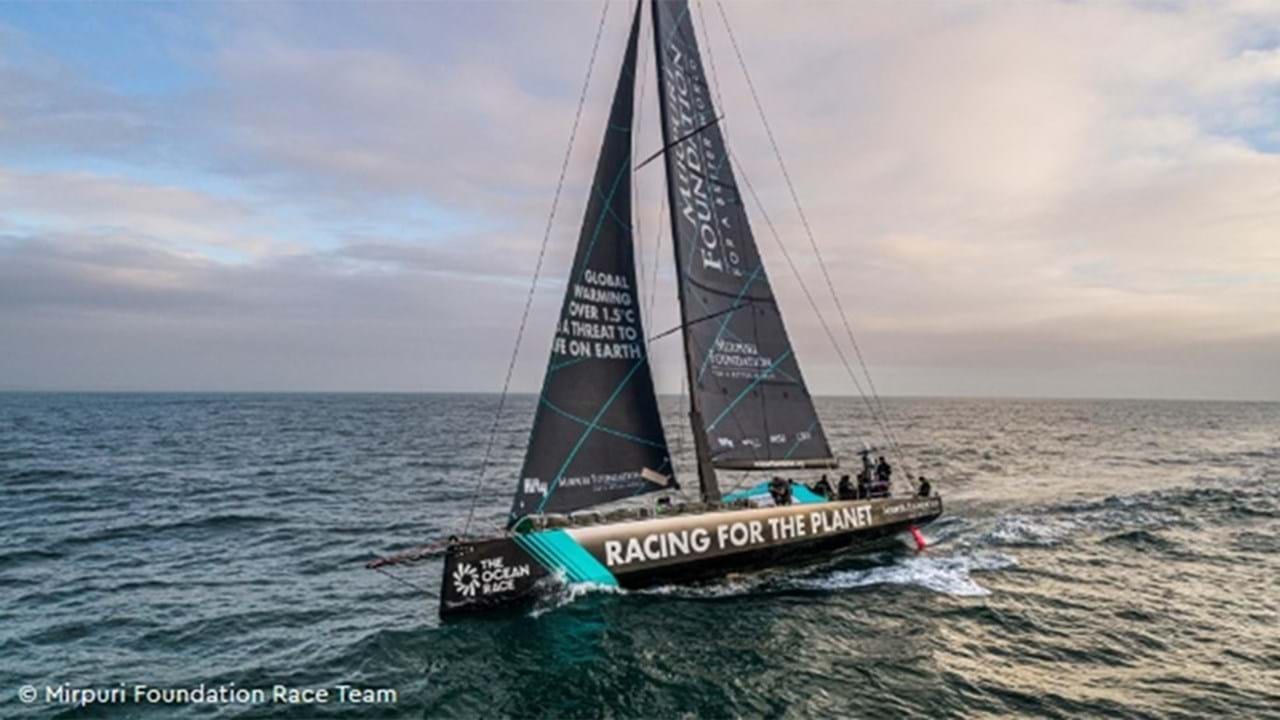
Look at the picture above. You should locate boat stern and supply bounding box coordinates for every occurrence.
[439,537,549,616]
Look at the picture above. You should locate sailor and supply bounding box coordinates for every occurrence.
[859,448,874,477]
[874,456,892,498]
[811,474,833,499]
[854,447,873,499]
[917,476,932,498]
[837,474,856,500]
[769,476,792,506]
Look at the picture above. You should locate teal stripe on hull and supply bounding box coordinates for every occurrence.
[515,530,618,587]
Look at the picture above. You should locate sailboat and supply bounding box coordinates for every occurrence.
[435,0,942,616]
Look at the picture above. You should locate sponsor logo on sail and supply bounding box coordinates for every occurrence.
[664,32,742,277]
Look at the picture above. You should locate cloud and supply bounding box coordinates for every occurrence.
[0,169,281,259]
[0,1,1277,399]
[0,24,155,157]
[0,232,557,391]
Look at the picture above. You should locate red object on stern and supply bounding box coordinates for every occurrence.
[909,525,928,551]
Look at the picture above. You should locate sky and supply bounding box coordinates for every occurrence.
[1,1,1278,400]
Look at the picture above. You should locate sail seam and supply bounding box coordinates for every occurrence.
[598,196,634,236]
[783,419,820,460]
[536,358,649,514]
[547,356,590,374]
[576,158,635,276]
[538,397,668,449]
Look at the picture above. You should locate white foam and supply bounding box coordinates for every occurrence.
[795,551,1017,597]
[638,573,768,599]
[986,514,1073,546]
[984,501,1184,548]
[528,575,625,617]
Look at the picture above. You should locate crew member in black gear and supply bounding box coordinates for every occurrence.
[811,474,833,500]
[854,449,872,498]
[917,476,932,497]
[874,456,892,498]
[768,476,792,506]
[837,474,856,500]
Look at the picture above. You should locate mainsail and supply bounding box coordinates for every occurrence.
[651,0,836,472]
[509,5,675,526]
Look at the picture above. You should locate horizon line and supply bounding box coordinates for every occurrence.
[0,389,1275,404]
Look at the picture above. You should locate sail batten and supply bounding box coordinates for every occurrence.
[651,0,836,474]
[510,5,675,526]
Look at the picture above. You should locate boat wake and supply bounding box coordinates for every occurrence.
[626,529,1016,601]
[792,551,1017,597]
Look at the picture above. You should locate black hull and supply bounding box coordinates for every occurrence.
[440,496,942,617]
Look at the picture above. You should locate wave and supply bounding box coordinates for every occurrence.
[1100,529,1179,551]
[2,468,97,485]
[0,547,66,570]
[52,513,286,549]
[984,476,1278,550]
[984,515,1074,546]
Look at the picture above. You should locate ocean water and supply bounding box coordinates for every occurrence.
[1,393,1278,719]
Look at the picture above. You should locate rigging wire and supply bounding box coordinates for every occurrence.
[371,566,435,595]
[633,0,651,327]
[712,0,918,490]
[460,0,614,538]
[711,0,905,454]
[725,148,894,458]
[695,0,882,442]
[644,193,667,324]
[642,2,668,344]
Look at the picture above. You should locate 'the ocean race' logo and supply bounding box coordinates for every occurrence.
[451,563,480,597]
[453,557,533,598]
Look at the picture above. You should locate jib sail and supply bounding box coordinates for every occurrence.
[509,5,676,526]
[651,0,836,472]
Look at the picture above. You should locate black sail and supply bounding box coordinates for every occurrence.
[651,0,836,471]
[509,6,675,526]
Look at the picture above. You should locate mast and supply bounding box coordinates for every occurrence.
[650,0,720,502]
